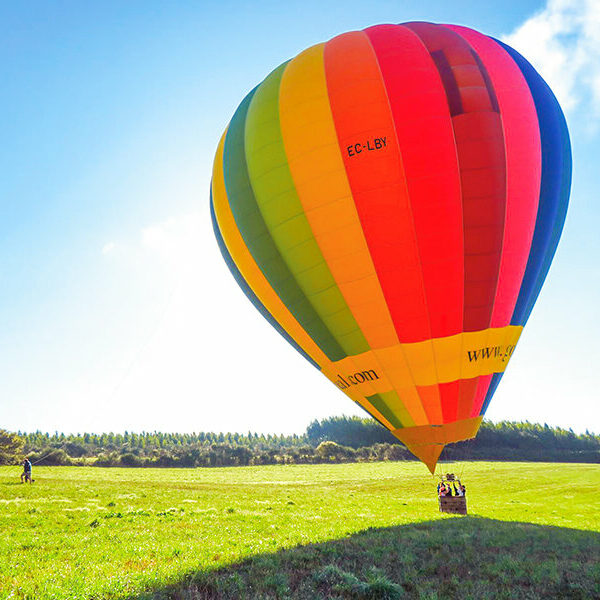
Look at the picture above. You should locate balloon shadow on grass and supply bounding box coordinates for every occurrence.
[134,517,600,600]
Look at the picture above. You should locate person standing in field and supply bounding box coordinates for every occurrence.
[21,458,32,483]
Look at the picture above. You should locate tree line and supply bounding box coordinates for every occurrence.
[0,417,597,468]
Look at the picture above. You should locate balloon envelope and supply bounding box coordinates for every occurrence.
[211,22,571,472]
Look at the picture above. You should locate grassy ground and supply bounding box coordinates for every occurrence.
[0,462,598,599]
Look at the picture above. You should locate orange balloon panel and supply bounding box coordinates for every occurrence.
[211,22,571,472]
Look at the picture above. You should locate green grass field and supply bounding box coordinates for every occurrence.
[1,462,599,599]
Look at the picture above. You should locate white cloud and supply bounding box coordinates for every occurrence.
[140,212,203,274]
[503,0,600,116]
[101,241,116,255]
[101,212,203,274]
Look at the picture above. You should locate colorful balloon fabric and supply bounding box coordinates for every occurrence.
[211,22,571,472]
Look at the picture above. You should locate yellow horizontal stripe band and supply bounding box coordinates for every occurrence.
[323,325,523,394]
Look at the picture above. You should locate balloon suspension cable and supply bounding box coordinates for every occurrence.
[30,448,64,466]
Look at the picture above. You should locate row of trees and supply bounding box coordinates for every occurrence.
[20,430,306,454]
[1,418,598,468]
[308,416,600,452]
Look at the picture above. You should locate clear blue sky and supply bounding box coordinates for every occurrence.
[1,0,598,435]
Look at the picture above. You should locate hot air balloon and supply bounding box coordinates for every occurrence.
[211,22,571,473]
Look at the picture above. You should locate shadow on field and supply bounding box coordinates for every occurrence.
[137,517,600,600]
